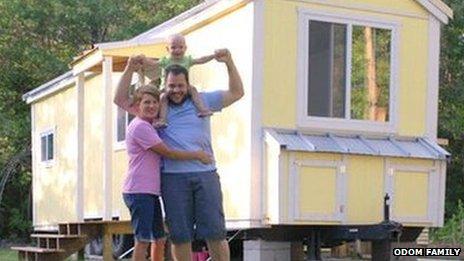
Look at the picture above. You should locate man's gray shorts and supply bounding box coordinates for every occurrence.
[161,170,227,244]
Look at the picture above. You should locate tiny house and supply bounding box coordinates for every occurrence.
[22,0,453,258]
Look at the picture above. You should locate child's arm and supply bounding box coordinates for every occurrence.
[192,54,216,65]
[142,57,161,81]
[150,143,213,164]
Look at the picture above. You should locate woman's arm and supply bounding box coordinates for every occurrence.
[113,55,143,115]
[150,142,213,164]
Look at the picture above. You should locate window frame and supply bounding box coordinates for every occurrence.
[296,9,400,134]
[39,128,55,166]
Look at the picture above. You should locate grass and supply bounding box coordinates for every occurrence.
[0,248,17,261]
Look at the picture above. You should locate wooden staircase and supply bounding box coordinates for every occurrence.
[11,220,132,261]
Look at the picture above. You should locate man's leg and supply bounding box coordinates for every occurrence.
[171,242,192,261]
[195,172,228,260]
[206,239,230,261]
[150,240,165,261]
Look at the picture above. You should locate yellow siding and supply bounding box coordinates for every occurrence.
[83,75,104,217]
[346,156,384,223]
[393,170,429,217]
[102,43,167,58]
[390,158,434,168]
[113,150,130,220]
[271,151,437,224]
[298,166,336,214]
[185,3,254,220]
[111,73,130,220]
[33,86,78,225]
[263,0,430,136]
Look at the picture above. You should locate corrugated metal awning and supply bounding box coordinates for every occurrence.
[265,129,450,160]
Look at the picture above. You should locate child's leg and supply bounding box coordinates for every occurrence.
[189,85,213,117]
[133,241,150,261]
[154,91,168,128]
[150,239,165,261]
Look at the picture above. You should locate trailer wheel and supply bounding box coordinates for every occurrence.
[85,234,134,258]
[112,234,134,258]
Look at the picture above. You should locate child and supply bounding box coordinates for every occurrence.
[121,81,212,261]
[143,34,216,128]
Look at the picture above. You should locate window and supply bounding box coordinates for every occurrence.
[116,107,135,142]
[297,10,398,133]
[115,83,137,148]
[40,131,54,162]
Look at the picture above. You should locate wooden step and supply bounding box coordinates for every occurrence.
[12,246,65,261]
[11,246,65,253]
[31,233,86,238]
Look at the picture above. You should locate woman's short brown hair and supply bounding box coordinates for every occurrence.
[131,84,160,106]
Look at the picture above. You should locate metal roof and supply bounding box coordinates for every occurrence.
[22,71,74,104]
[265,129,450,160]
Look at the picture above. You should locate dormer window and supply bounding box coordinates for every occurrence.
[297,10,399,133]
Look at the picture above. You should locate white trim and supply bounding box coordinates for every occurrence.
[84,213,104,220]
[39,128,56,167]
[72,52,104,76]
[31,105,37,226]
[416,0,449,24]
[289,157,344,222]
[102,56,113,221]
[288,153,297,221]
[278,148,286,223]
[438,160,447,226]
[76,73,85,222]
[24,72,98,105]
[296,9,400,135]
[33,225,59,232]
[339,156,348,224]
[251,0,265,227]
[425,15,441,140]
[285,0,451,23]
[225,219,263,230]
[384,158,394,217]
[95,37,165,50]
[25,75,75,104]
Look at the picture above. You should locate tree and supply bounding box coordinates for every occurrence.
[439,0,464,219]
[0,0,201,240]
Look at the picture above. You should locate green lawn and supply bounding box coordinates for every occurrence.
[0,248,17,261]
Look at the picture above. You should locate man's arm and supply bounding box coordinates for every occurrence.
[150,143,213,164]
[215,49,244,108]
[113,55,144,115]
[192,54,215,66]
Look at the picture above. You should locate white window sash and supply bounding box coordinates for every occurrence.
[297,8,400,134]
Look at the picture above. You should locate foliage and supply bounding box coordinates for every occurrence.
[439,0,464,220]
[0,0,201,240]
[431,200,464,244]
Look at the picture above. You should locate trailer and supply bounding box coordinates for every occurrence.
[17,0,453,259]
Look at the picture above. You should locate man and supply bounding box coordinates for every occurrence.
[114,49,244,261]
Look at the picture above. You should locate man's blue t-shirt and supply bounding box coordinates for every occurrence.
[159,91,223,173]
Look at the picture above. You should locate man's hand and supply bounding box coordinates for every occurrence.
[126,55,145,72]
[214,49,232,64]
[195,150,214,164]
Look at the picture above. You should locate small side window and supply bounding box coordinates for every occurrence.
[40,131,54,162]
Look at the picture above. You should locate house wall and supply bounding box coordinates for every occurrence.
[262,0,431,137]
[184,2,254,224]
[83,75,104,218]
[32,86,78,226]
[266,149,443,226]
